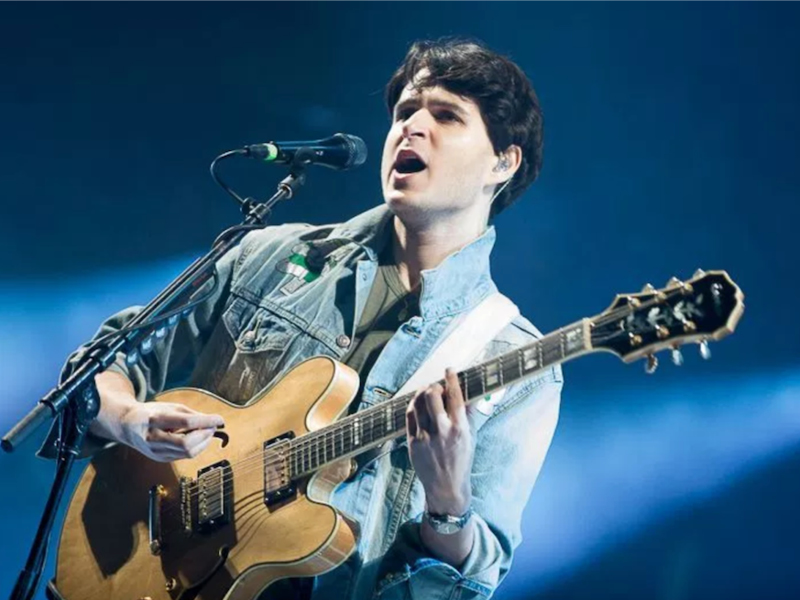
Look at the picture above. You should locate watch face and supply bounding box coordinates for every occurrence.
[435,521,461,535]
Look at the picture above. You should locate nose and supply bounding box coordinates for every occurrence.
[401,111,431,141]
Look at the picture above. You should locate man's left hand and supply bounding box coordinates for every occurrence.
[406,368,474,515]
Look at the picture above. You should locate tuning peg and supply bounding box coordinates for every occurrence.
[671,346,684,366]
[699,340,711,360]
[666,277,682,288]
[641,283,656,293]
[645,353,659,374]
[626,295,642,308]
[693,268,706,278]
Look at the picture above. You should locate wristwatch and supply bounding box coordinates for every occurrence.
[424,506,474,535]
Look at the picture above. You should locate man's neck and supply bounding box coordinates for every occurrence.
[391,211,489,292]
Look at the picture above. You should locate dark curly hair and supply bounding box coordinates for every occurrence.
[385,37,544,218]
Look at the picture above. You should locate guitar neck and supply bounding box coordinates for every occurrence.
[283,319,591,480]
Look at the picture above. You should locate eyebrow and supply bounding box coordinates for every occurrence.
[393,97,469,119]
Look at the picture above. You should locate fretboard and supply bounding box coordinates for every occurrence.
[282,319,590,480]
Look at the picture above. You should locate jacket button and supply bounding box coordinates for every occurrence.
[242,330,256,344]
[336,334,351,348]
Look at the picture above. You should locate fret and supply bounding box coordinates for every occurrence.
[538,340,544,371]
[485,361,498,391]
[275,318,597,484]
[463,369,473,400]
[363,412,371,445]
[509,349,521,383]
[368,411,375,443]
[498,355,504,387]
[522,345,537,372]
[470,367,482,401]
[395,403,405,430]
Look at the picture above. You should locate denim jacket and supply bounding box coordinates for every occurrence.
[43,204,563,600]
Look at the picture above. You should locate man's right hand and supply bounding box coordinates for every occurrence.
[118,401,225,463]
[90,370,224,463]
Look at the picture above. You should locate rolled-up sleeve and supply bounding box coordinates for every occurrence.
[36,241,243,459]
[375,367,563,600]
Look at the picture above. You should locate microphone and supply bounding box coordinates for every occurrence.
[244,133,367,171]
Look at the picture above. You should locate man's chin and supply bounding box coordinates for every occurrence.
[384,191,426,214]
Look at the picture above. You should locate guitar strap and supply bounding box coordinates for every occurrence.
[394,291,520,416]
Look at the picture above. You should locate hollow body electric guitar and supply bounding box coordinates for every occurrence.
[51,271,744,600]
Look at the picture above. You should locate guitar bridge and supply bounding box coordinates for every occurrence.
[180,460,232,536]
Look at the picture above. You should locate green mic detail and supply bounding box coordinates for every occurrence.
[261,144,279,162]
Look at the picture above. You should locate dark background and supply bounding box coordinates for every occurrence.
[1,3,798,600]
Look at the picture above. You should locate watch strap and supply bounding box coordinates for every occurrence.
[424,506,474,534]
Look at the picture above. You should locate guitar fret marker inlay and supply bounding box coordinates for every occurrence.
[523,348,538,370]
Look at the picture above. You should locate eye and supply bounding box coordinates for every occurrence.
[395,107,415,122]
[435,110,461,123]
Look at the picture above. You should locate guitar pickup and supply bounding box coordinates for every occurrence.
[263,432,296,508]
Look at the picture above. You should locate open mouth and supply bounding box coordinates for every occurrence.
[393,150,427,175]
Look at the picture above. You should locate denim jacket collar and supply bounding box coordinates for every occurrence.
[312,204,498,321]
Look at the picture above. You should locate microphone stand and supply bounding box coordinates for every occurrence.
[2,161,308,600]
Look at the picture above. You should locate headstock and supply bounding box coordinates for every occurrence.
[590,270,744,372]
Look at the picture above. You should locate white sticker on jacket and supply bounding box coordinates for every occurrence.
[473,389,507,416]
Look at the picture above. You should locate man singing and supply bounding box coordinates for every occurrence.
[46,38,563,599]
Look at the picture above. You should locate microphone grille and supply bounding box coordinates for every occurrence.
[335,133,368,169]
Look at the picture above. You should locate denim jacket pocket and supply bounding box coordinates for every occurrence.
[223,294,300,354]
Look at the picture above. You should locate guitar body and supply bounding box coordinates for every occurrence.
[50,270,745,600]
[53,356,360,600]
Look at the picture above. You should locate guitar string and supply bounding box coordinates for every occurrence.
[154,358,510,515]
[157,320,642,522]
[153,291,693,523]
[174,345,550,485]
[154,343,569,523]
[171,292,673,497]
[184,288,687,487]
[171,292,685,512]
